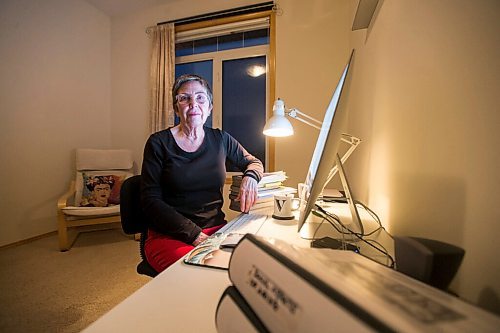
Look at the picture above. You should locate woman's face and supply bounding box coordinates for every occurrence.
[175,81,212,129]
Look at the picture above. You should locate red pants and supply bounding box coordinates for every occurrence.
[144,224,224,273]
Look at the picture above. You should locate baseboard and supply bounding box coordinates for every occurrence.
[0,231,58,250]
[0,222,125,251]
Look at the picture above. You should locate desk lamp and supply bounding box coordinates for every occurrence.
[263,98,321,137]
[263,98,361,184]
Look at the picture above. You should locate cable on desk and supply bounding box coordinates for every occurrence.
[314,205,361,237]
[313,204,395,268]
[354,201,394,240]
[321,198,394,240]
[300,214,328,241]
[360,239,395,268]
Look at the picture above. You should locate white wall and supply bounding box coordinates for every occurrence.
[0,0,111,246]
[274,0,350,186]
[347,0,500,313]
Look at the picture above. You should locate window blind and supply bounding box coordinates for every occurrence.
[175,17,270,43]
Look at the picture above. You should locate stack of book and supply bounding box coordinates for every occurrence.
[229,171,296,212]
[215,234,500,333]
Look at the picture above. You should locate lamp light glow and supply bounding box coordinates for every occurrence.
[262,99,294,137]
[263,99,323,137]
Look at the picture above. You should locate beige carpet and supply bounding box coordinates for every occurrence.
[0,229,150,333]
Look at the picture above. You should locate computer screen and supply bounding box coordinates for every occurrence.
[297,49,362,234]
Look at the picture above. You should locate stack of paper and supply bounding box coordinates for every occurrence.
[229,171,296,212]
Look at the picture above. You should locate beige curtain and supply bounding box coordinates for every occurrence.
[149,24,175,133]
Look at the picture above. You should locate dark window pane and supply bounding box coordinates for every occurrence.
[218,32,244,51]
[222,56,267,171]
[244,29,269,47]
[175,41,193,57]
[193,37,218,54]
[175,61,214,127]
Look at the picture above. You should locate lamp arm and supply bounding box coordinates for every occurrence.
[325,133,361,185]
[292,116,322,130]
[269,99,361,185]
[287,108,323,130]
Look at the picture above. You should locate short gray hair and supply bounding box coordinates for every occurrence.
[172,74,213,111]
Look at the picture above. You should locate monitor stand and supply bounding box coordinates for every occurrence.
[299,154,363,248]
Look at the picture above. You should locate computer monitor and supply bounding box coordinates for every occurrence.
[297,49,363,235]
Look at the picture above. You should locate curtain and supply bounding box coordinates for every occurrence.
[149,24,175,133]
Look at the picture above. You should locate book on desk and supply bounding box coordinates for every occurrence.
[220,234,500,333]
[229,171,295,212]
[215,286,269,333]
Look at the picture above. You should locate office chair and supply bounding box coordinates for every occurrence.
[120,175,159,278]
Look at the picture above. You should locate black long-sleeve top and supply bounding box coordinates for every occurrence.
[140,127,264,244]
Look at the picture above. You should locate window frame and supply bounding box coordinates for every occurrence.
[176,45,269,130]
[174,11,276,172]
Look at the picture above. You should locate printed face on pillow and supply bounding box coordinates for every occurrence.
[83,175,116,207]
[92,183,112,206]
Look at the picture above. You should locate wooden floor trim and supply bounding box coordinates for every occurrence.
[0,231,57,250]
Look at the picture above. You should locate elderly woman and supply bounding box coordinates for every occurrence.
[141,74,264,273]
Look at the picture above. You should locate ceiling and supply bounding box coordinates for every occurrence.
[84,0,179,17]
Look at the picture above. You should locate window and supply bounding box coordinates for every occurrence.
[174,12,276,171]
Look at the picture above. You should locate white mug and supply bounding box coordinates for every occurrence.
[297,182,309,202]
[272,193,296,220]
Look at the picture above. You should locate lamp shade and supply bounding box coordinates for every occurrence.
[262,99,294,137]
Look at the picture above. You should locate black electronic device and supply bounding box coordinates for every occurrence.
[311,236,359,252]
[394,236,465,291]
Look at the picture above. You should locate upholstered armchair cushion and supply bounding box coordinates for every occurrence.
[76,149,133,171]
[61,205,120,217]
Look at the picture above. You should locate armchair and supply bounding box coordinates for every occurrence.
[57,149,134,251]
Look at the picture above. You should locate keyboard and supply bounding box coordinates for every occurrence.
[184,213,269,268]
[216,213,268,236]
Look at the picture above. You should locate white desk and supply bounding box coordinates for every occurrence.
[83,258,229,332]
[83,204,390,333]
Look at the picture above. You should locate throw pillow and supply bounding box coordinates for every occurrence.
[75,171,132,207]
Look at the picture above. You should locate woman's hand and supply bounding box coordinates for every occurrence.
[237,176,258,213]
[192,232,209,246]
